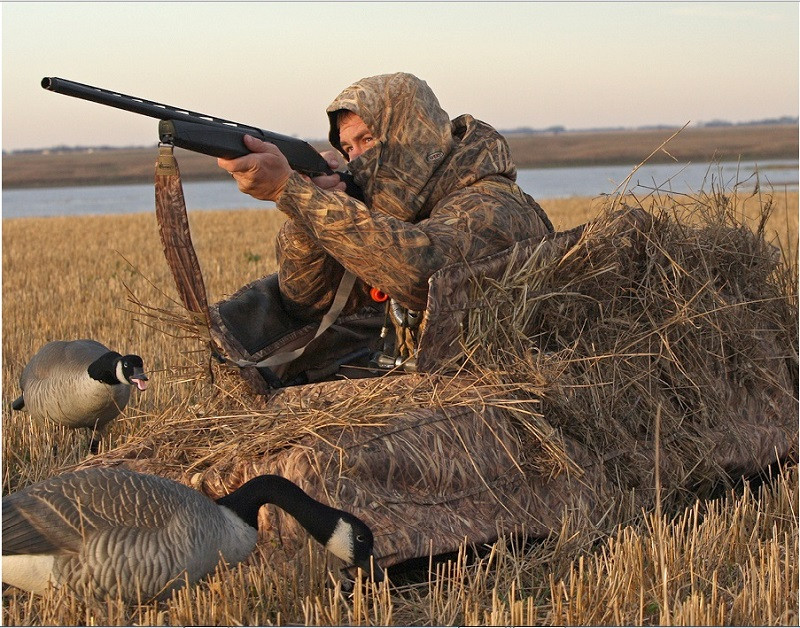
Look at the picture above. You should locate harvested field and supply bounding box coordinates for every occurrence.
[2,183,798,625]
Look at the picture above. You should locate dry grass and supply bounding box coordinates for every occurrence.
[506,123,799,169]
[2,181,798,624]
[1,468,796,625]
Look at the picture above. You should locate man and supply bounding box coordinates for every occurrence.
[217,72,553,383]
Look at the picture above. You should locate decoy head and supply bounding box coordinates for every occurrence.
[327,511,384,582]
[117,354,148,391]
[215,474,385,583]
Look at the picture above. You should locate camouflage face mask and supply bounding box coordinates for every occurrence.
[327,72,454,221]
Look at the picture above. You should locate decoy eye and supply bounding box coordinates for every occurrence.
[356,534,366,543]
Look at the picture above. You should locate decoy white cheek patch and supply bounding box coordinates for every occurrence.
[326,519,354,564]
[115,361,126,385]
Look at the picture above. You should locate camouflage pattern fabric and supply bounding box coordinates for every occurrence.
[275,72,553,316]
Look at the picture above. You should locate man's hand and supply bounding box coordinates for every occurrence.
[217,135,292,202]
[219,138,346,199]
[310,150,346,193]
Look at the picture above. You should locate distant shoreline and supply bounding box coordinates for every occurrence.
[3,123,797,190]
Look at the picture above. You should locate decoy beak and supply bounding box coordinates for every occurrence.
[345,557,385,583]
[131,373,149,391]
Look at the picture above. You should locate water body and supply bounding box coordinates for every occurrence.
[516,159,798,201]
[2,159,796,219]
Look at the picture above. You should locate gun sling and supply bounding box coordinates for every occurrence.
[154,144,362,381]
[230,269,356,370]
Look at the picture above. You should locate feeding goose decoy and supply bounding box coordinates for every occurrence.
[10,339,149,453]
[2,467,383,601]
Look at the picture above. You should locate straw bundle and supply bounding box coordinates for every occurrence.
[452,194,797,510]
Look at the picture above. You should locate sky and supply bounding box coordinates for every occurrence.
[2,1,798,152]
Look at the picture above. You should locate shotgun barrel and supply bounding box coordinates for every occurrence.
[41,77,334,176]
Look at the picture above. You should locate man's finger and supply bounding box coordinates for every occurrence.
[312,173,343,190]
[243,134,276,153]
[319,149,343,170]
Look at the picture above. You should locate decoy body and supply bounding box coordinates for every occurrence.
[2,467,383,601]
[10,339,148,452]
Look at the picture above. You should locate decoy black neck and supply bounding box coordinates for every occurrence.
[87,351,122,385]
[216,475,342,545]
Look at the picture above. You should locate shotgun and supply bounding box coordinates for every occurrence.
[41,77,360,193]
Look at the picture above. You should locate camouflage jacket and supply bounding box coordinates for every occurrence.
[274,72,553,316]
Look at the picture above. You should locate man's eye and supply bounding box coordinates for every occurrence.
[364,137,374,144]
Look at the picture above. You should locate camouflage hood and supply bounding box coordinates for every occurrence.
[271,72,551,320]
[327,72,516,222]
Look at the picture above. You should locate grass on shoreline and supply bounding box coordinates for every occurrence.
[3,123,797,188]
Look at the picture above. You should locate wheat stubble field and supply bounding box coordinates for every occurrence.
[1,134,798,625]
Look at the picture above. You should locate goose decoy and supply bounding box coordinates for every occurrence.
[10,339,148,453]
[2,467,383,602]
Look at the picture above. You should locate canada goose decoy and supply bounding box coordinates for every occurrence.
[2,467,383,602]
[10,339,148,453]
